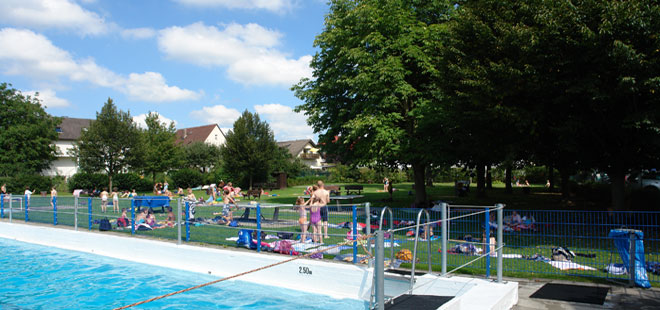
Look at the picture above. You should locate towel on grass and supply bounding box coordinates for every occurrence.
[548,261,596,271]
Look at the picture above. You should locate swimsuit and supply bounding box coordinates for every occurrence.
[310,207,321,225]
[320,205,328,222]
[222,204,231,217]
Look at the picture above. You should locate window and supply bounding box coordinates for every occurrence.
[55,127,62,133]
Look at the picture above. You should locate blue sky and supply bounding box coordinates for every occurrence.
[0,0,329,141]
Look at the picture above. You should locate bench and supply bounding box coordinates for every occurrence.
[245,189,262,200]
[344,185,364,195]
[254,183,278,191]
[325,185,341,196]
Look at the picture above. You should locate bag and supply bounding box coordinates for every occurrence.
[396,249,412,261]
[277,232,294,239]
[99,218,111,231]
[237,229,253,248]
[229,220,239,227]
[116,217,128,228]
[552,246,575,262]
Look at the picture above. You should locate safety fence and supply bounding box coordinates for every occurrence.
[1,194,658,284]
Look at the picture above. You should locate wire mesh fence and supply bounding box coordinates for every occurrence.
[1,193,658,284]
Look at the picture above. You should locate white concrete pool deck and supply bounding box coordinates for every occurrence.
[0,221,517,309]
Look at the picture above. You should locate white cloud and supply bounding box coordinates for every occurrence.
[0,28,201,102]
[24,89,70,108]
[126,72,202,102]
[0,0,111,36]
[133,113,177,129]
[174,0,295,13]
[190,104,241,127]
[121,27,156,40]
[255,103,314,141]
[158,22,312,87]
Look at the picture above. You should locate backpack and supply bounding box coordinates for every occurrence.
[552,246,575,262]
[237,229,253,248]
[116,217,128,228]
[99,218,111,231]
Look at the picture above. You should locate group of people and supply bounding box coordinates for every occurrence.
[295,181,331,243]
[99,187,121,213]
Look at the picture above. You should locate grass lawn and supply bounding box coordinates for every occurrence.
[6,183,657,287]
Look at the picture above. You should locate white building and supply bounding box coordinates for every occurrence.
[277,139,328,170]
[175,124,226,147]
[42,117,92,178]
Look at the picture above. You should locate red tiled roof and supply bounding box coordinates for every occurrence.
[175,124,218,145]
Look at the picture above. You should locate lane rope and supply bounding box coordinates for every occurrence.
[113,234,373,310]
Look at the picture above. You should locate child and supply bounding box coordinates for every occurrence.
[117,208,129,228]
[100,187,109,212]
[222,188,238,225]
[112,187,119,213]
[295,197,308,242]
[308,197,322,243]
[50,186,57,208]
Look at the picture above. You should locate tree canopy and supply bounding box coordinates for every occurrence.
[73,98,143,190]
[294,0,455,206]
[0,83,59,177]
[183,141,221,173]
[141,112,183,182]
[220,110,279,189]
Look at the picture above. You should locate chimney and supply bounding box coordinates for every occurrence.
[184,128,187,139]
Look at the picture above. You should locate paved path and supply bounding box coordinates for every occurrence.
[510,277,660,310]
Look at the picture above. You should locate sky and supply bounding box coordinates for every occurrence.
[0,0,329,141]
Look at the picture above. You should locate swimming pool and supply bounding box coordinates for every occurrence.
[0,237,368,309]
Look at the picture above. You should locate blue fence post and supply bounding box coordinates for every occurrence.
[53,196,57,225]
[185,201,190,242]
[88,198,92,230]
[130,199,135,235]
[257,203,262,253]
[485,207,491,279]
[1,193,4,219]
[25,195,29,222]
[353,204,358,264]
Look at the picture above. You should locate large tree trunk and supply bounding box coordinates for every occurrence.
[548,164,555,191]
[486,165,492,189]
[425,166,434,187]
[108,174,113,193]
[249,174,253,190]
[412,162,428,207]
[505,165,513,194]
[559,168,570,198]
[476,163,486,197]
[609,170,626,211]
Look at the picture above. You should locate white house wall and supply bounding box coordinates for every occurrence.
[204,126,226,147]
[43,140,79,178]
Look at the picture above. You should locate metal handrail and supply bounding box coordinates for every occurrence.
[379,207,395,264]
[410,208,432,292]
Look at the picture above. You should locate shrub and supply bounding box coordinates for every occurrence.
[170,169,204,189]
[16,174,53,193]
[112,173,152,191]
[67,172,107,191]
[287,175,329,187]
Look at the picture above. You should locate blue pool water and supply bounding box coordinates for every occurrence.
[0,238,367,309]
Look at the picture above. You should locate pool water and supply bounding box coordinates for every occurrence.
[0,238,367,309]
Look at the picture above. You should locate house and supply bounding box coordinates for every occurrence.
[175,124,226,147]
[277,139,328,169]
[42,117,92,178]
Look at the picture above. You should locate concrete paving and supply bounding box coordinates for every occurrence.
[510,277,660,310]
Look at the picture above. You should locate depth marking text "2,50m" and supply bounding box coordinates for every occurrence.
[299,266,312,275]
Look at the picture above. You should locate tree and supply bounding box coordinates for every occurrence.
[0,83,60,176]
[73,98,143,190]
[183,141,221,172]
[293,0,454,206]
[272,146,306,179]
[141,112,183,182]
[220,110,278,189]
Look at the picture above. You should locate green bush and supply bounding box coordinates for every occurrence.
[170,168,204,189]
[0,175,54,194]
[288,175,329,187]
[112,173,152,191]
[67,172,107,191]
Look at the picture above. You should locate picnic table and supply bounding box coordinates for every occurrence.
[238,204,281,221]
[298,195,365,211]
[133,196,170,213]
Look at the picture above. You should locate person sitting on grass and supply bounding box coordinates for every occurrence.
[165,207,176,225]
[222,188,238,225]
[117,208,130,228]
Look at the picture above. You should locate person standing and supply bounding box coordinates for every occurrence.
[50,186,57,208]
[1,183,7,195]
[24,186,33,204]
[316,180,331,239]
[112,187,119,213]
[100,187,109,212]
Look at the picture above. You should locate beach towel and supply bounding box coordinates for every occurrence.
[547,261,596,271]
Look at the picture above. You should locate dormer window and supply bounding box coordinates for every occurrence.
[55,127,62,133]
